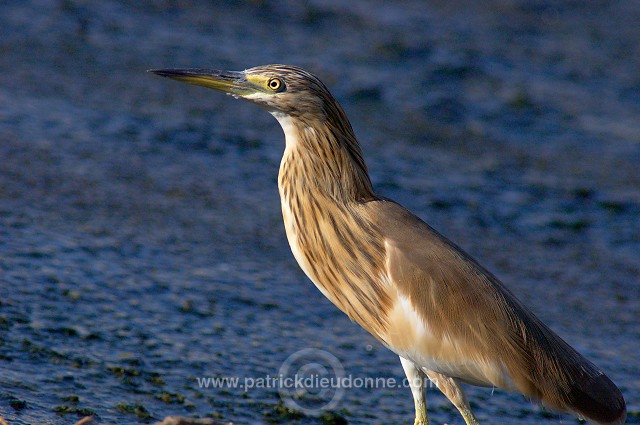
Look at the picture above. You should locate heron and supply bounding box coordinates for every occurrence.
[150,65,626,425]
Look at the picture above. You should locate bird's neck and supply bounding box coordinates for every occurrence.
[273,112,390,338]
[274,112,376,204]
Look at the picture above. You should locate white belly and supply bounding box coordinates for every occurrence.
[383,290,516,390]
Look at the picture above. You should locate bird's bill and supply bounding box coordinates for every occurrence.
[149,68,255,97]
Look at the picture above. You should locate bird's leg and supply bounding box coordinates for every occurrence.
[400,357,429,425]
[424,370,481,425]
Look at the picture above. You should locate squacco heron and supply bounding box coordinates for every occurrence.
[150,65,626,425]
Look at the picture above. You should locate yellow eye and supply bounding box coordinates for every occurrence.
[268,78,283,92]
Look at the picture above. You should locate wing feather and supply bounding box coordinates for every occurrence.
[360,199,625,424]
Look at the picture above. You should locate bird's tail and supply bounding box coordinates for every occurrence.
[560,360,626,425]
[513,319,626,425]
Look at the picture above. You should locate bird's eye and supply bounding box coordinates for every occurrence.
[268,78,284,92]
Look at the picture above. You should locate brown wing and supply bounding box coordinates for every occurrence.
[361,199,625,425]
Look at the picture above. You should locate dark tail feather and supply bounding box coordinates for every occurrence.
[568,371,626,425]
[510,312,626,425]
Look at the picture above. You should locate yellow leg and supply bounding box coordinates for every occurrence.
[425,370,481,425]
[400,357,429,425]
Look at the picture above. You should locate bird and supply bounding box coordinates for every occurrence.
[150,65,626,425]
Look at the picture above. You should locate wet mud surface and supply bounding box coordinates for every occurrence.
[0,1,639,424]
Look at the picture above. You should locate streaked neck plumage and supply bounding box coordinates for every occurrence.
[273,110,375,204]
[272,110,390,337]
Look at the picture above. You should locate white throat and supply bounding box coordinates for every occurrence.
[271,112,299,151]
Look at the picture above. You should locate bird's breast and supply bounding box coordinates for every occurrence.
[280,197,339,305]
[278,181,392,338]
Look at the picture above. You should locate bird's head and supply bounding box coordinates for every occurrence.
[150,64,374,200]
[149,64,337,120]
